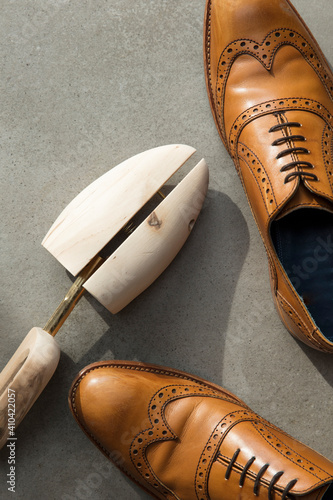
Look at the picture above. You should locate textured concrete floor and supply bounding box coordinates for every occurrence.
[0,1,332,499]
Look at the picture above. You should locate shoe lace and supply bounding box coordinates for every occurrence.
[225,448,298,499]
[269,121,318,184]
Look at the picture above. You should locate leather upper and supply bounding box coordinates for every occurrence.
[69,361,333,499]
[204,0,333,352]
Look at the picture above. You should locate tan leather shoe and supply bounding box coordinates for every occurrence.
[69,361,333,499]
[204,0,333,352]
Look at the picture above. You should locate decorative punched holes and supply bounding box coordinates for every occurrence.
[130,383,224,499]
[195,409,257,499]
[253,421,323,477]
[229,98,333,160]
[278,296,305,331]
[322,125,333,187]
[238,144,276,213]
[212,28,333,146]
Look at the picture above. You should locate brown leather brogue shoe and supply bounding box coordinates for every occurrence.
[69,361,333,499]
[204,0,333,352]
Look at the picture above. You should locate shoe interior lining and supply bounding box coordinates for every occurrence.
[270,208,333,342]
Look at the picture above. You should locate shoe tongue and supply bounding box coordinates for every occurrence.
[276,183,333,220]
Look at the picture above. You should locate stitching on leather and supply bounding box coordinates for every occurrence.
[204,1,333,352]
[129,385,229,498]
[275,279,331,352]
[238,142,278,216]
[252,422,332,486]
[72,364,244,404]
[283,201,330,209]
[72,364,216,389]
[236,132,298,226]
[229,98,333,156]
[214,453,286,496]
[204,0,227,149]
[293,114,333,196]
[69,365,218,453]
[211,27,333,143]
[238,156,271,217]
[321,123,333,190]
[194,410,263,499]
[231,153,278,271]
[69,365,250,498]
[215,423,333,494]
[275,291,320,346]
[229,146,326,351]
[69,374,151,493]
[215,452,270,492]
[205,0,213,99]
[267,253,278,290]
[230,99,333,204]
[69,373,211,499]
[313,328,333,347]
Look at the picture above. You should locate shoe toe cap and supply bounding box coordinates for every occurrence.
[70,365,153,480]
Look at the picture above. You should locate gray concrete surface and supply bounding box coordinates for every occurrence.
[1,1,332,499]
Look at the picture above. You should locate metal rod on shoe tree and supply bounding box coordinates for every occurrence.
[43,254,104,337]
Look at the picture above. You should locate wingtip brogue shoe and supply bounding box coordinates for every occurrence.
[204,0,333,352]
[69,361,333,499]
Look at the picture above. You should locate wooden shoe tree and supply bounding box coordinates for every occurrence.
[0,144,209,448]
